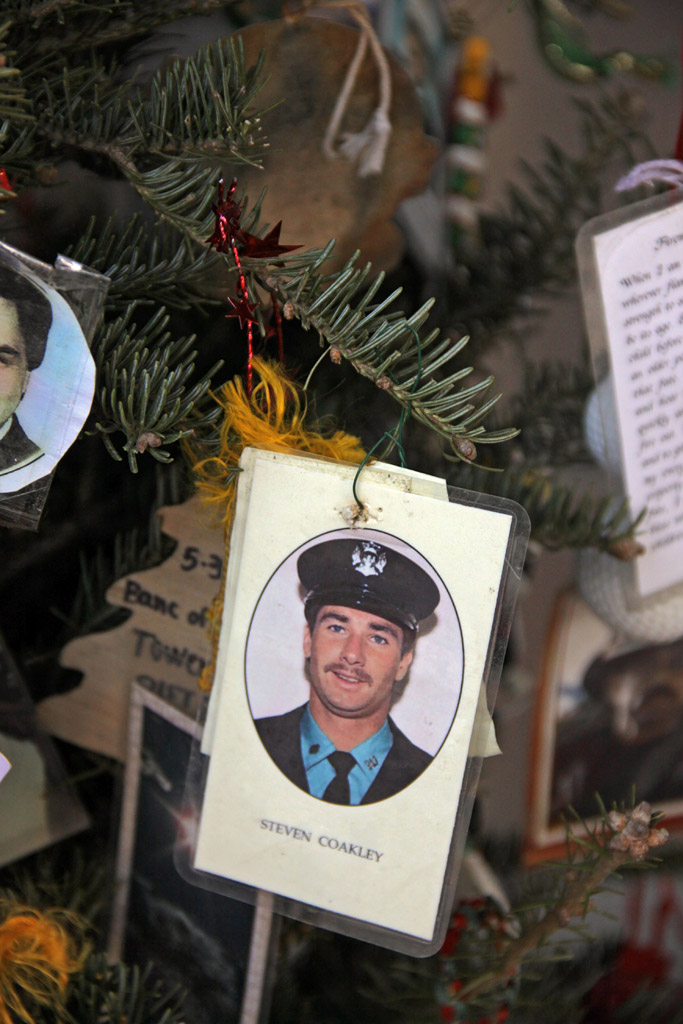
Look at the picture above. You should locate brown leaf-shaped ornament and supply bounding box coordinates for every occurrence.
[231,17,437,271]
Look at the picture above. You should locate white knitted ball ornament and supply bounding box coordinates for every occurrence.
[577,547,683,645]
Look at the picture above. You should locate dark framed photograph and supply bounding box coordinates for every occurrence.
[526,589,683,863]
[190,449,524,952]
[110,686,254,1024]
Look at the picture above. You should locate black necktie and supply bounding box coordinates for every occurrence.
[323,751,356,804]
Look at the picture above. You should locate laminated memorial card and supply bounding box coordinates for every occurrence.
[577,191,683,598]
[0,243,106,529]
[185,449,527,954]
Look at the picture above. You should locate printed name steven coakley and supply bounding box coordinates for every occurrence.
[260,818,383,862]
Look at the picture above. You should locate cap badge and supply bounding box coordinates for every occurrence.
[351,541,387,577]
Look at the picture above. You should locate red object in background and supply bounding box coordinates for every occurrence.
[584,942,671,1021]
[0,169,12,192]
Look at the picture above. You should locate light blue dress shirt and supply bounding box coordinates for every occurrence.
[299,705,394,804]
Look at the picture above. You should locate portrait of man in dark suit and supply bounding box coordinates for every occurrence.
[255,537,441,805]
[0,264,52,477]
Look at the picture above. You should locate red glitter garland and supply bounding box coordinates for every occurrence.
[207,179,301,395]
[207,177,258,396]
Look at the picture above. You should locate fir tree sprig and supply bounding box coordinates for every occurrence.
[506,362,594,467]
[455,465,643,553]
[66,956,186,1024]
[90,304,223,470]
[6,0,236,60]
[438,801,668,1019]
[125,38,267,163]
[448,95,655,345]
[249,247,519,460]
[0,19,32,123]
[65,215,224,311]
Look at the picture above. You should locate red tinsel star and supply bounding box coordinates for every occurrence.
[226,295,258,330]
[238,221,301,259]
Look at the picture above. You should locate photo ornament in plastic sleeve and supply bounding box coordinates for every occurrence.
[577,190,683,600]
[110,686,254,1023]
[179,448,528,955]
[0,242,108,529]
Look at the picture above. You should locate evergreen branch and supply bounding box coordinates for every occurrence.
[52,518,170,638]
[0,19,33,123]
[0,847,108,924]
[8,1,236,60]
[67,955,186,1024]
[454,465,641,552]
[109,155,220,247]
[0,117,41,174]
[126,38,268,163]
[448,802,668,1016]
[449,95,655,343]
[506,361,594,466]
[90,304,223,470]
[253,250,517,459]
[64,214,224,310]
[36,62,133,148]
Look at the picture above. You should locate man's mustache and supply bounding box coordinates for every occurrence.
[325,662,372,684]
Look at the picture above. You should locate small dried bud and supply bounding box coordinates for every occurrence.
[628,839,651,861]
[136,432,163,453]
[608,537,646,561]
[329,346,342,365]
[632,801,652,822]
[625,818,649,839]
[376,375,392,390]
[283,301,295,320]
[453,437,477,462]
[607,801,668,860]
[648,827,669,848]
[607,810,627,832]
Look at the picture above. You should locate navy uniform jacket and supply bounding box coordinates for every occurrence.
[0,417,43,476]
[255,704,432,804]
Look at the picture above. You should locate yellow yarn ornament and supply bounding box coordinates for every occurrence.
[187,358,367,689]
[0,904,86,1024]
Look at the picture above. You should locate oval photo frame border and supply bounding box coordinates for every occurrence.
[244,526,465,803]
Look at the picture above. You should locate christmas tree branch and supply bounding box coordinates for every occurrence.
[252,249,518,460]
[90,304,223,470]
[448,803,668,1013]
[10,0,238,59]
[65,215,224,311]
[449,95,655,345]
[455,465,643,555]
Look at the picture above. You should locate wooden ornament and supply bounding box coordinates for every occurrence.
[229,17,438,272]
[37,497,224,761]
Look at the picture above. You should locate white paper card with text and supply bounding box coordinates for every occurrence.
[192,451,518,947]
[578,192,683,598]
